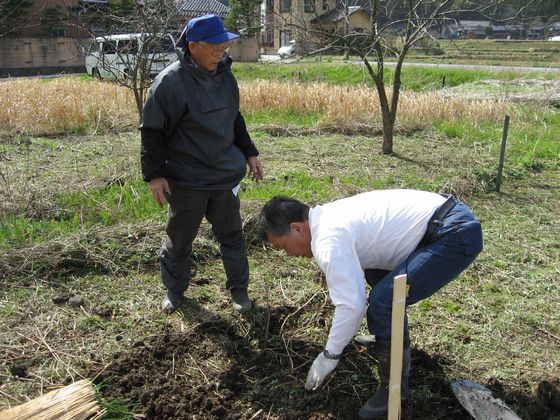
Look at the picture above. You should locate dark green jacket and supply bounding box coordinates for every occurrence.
[140,52,258,189]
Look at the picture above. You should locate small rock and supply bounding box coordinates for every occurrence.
[68,296,84,307]
[52,295,69,305]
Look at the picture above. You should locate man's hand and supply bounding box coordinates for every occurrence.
[149,177,170,207]
[247,156,263,182]
[304,351,339,391]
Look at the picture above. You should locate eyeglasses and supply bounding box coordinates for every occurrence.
[196,41,230,57]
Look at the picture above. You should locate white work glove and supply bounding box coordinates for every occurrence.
[304,351,340,391]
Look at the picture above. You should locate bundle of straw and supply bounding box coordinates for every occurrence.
[0,379,102,420]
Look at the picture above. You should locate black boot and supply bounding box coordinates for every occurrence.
[358,338,410,419]
[230,288,252,313]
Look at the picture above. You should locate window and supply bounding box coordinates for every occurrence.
[280,0,291,13]
[280,30,291,47]
[88,41,99,54]
[146,36,175,53]
[264,30,274,46]
[266,0,274,12]
[304,0,314,13]
[118,39,140,54]
[102,41,117,54]
[52,28,66,36]
[322,0,328,10]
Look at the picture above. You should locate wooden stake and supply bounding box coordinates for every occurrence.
[388,274,408,420]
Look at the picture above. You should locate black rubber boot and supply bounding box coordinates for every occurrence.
[161,291,184,314]
[230,288,252,313]
[358,338,410,419]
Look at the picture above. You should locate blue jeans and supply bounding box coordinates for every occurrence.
[366,202,483,340]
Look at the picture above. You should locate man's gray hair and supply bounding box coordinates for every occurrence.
[260,196,310,238]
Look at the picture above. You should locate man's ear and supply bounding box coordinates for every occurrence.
[289,221,305,234]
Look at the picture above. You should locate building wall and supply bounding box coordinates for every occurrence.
[229,37,259,62]
[0,37,85,77]
[8,0,111,38]
[349,12,370,32]
[263,0,369,53]
[265,0,338,52]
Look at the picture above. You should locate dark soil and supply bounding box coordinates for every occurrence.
[92,301,559,419]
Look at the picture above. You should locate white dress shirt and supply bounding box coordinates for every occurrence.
[308,189,446,355]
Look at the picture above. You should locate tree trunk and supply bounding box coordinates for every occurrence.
[363,56,395,155]
[375,73,394,155]
[133,87,143,125]
[381,108,394,155]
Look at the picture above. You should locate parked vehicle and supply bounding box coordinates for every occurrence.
[278,40,298,58]
[85,33,177,80]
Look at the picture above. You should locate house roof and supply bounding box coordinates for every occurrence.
[176,0,230,18]
[311,6,367,24]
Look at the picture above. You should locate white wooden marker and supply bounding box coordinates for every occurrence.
[388,274,408,420]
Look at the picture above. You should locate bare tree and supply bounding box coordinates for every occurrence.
[268,0,539,154]
[83,0,181,122]
[0,0,40,38]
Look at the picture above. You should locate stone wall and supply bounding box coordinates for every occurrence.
[0,36,258,77]
[0,37,85,77]
[229,37,259,62]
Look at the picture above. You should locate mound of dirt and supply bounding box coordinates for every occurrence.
[91,305,555,419]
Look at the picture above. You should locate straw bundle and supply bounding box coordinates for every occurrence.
[0,379,102,420]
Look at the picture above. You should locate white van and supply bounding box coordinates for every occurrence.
[85,33,177,80]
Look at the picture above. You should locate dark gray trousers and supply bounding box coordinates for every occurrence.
[159,185,249,295]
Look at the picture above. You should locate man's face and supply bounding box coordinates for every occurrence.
[267,222,313,258]
[189,41,229,72]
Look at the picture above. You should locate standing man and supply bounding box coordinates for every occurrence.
[140,14,263,314]
[260,189,483,419]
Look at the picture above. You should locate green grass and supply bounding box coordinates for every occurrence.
[233,63,544,91]
[1,65,559,418]
[2,102,558,249]
[0,178,164,247]
[395,39,560,68]
[233,61,559,92]
[1,124,557,418]
[244,108,323,126]
[1,125,558,418]
[95,383,136,420]
[433,107,560,175]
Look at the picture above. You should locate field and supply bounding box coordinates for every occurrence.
[0,62,559,419]
[293,39,560,69]
[404,39,560,68]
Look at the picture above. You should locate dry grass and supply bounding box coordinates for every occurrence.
[0,79,137,135]
[240,80,514,126]
[0,78,514,136]
[0,379,101,420]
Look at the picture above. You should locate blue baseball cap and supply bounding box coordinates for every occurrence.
[176,14,239,47]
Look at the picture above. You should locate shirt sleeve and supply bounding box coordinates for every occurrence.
[233,112,259,158]
[139,73,186,182]
[140,128,167,181]
[314,231,367,356]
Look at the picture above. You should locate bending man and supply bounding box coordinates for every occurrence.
[260,189,482,419]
